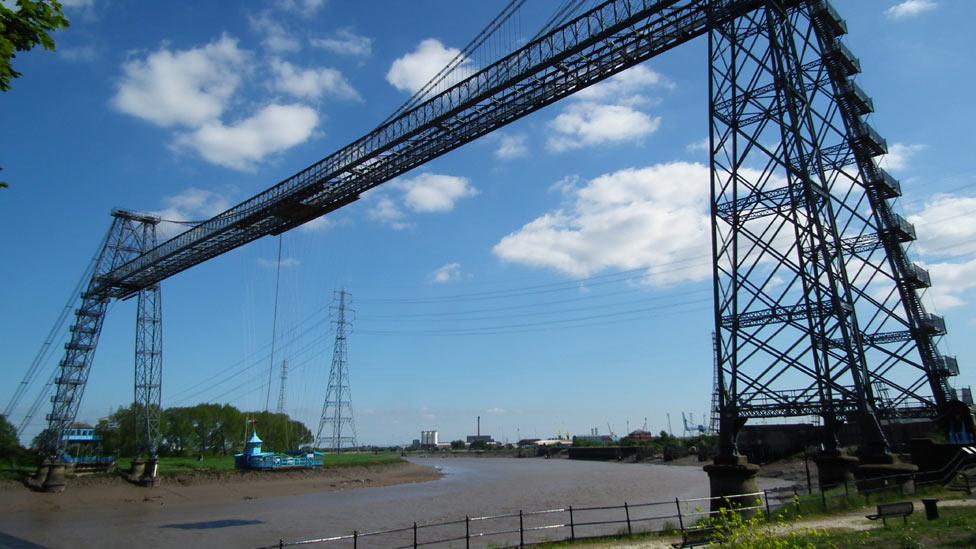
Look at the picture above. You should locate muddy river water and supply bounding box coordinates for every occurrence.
[0,457,790,548]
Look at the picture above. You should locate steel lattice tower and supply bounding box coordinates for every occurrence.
[708,0,954,459]
[276,360,288,414]
[45,210,162,459]
[134,283,162,458]
[28,1,964,492]
[315,290,358,451]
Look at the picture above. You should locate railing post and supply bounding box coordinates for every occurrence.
[804,452,813,495]
[465,515,470,549]
[569,505,575,541]
[764,490,771,518]
[624,502,632,535]
[519,510,524,548]
[675,497,684,531]
[413,521,418,549]
[353,530,358,549]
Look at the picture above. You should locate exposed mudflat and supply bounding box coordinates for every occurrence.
[0,457,790,548]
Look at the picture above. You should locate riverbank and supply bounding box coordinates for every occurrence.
[0,459,441,515]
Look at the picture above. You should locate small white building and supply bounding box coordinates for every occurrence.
[421,430,439,447]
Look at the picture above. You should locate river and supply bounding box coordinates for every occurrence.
[0,457,790,548]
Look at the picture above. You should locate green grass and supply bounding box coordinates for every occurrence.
[789,506,976,548]
[780,483,958,521]
[3,453,405,481]
[136,452,403,477]
[0,460,34,481]
[322,453,402,467]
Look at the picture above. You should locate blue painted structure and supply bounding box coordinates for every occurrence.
[62,426,99,443]
[234,429,324,471]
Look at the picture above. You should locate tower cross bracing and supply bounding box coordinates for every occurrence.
[315,290,358,451]
[27,0,960,467]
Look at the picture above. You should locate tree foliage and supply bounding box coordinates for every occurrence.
[0,0,69,91]
[0,414,22,459]
[95,403,313,457]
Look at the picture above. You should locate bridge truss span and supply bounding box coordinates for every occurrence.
[31,0,962,468]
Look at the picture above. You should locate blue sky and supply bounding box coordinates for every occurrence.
[2,0,975,446]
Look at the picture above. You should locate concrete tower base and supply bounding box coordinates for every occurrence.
[853,454,918,495]
[30,460,51,490]
[814,450,858,490]
[129,458,146,483]
[704,455,761,515]
[139,458,159,487]
[42,462,66,493]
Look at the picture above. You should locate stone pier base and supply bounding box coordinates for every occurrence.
[704,455,761,516]
[42,462,66,493]
[853,454,918,495]
[128,458,146,483]
[814,450,858,490]
[139,458,159,487]
[30,460,51,490]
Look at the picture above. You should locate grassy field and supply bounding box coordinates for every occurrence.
[790,505,976,548]
[146,452,403,476]
[0,461,35,481]
[2,453,404,481]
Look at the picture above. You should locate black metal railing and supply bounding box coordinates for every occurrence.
[257,449,976,548]
[256,488,801,549]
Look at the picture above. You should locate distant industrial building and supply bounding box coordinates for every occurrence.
[467,415,494,445]
[573,427,614,445]
[466,435,494,444]
[622,429,653,443]
[421,430,439,447]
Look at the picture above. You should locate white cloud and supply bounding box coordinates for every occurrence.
[432,262,463,283]
[299,217,333,233]
[310,28,373,58]
[885,1,938,19]
[493,162,712,287]
[573,65,673,103]
[495,134,529,160]
[878,142,926,172]
[549,175,579,195]
[153,188,234,238]
[368,195,412,230]
[249,11,300,53]
[547,103,661,152]
[386,38,474,94]
[174,103,319,171]
[907,193,976,258]
[276,0,327,16]
[685,137,710,153]
[367,173,477,229]
[112,35,248,128]
[545,66,670,153]
[925,259,976,310]
[392,173,478,213]
[271,59,360,101]
[487,407,506,415]
[257,257,301,269]
[59,45,97,62]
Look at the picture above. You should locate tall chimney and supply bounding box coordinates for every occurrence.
[477,416,481,437]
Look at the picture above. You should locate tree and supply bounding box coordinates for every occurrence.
[450,440,465,450]
[0,414,21,459]
[1,1,69,91]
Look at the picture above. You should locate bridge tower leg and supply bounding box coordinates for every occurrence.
[704,0,928,506]
[40,210,161,492]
